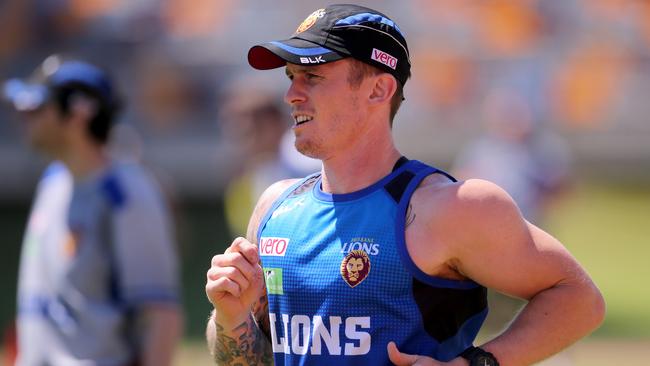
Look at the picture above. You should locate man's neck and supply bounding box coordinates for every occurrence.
[320,132,401,194]
[58,141,109,181]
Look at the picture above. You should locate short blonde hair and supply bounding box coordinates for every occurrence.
[346,59,405,125]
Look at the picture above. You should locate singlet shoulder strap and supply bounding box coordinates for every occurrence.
[286,173,321,199]
[384,159,457,204]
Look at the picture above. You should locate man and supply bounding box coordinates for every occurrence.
[3,55,182,366]
[205,4,605,366]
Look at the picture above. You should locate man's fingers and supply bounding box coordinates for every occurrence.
[224,237,247,253]
[387,341,419,365]
[211,252,260,284]
[207,266,250,292]
[226,237,260,265]
[206,276,242,299]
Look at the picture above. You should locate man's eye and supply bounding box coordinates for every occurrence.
[306,73,320,79]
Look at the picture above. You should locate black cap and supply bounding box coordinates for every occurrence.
[248,4,411,86]
[2,55,117,112]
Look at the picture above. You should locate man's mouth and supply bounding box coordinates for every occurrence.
[294,115,313,126]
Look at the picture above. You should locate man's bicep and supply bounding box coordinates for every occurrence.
[450,181,584,300]
[458,207,583,301]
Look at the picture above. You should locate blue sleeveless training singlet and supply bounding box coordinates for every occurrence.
[258,159,488,365]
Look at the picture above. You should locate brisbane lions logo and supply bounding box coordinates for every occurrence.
[295,8,325,34]
[340,250,370,288]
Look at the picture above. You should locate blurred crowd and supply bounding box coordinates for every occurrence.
[1,0,649,203]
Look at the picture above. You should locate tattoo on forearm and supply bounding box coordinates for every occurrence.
[213,318,273,365]
[252,295,271,341]
[406,203,416,228]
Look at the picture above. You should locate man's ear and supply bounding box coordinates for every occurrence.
[368,73,397,106]
[68,92,99,123]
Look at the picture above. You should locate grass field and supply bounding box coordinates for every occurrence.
[2,339,648,365]
[173,339,650,365]
[546,182,650,338]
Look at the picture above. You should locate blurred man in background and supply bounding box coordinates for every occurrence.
[452,87,571,226]
[3,55,182,366]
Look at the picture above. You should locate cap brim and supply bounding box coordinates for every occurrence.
[2,79,48,112]
[248,38,344,70]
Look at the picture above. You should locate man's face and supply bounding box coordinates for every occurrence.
[284,59,368,160]
[21,102,66,155]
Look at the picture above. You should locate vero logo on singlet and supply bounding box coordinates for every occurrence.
[259,237,289,256]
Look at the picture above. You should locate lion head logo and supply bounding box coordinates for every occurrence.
[340,249,371,288]
[295,8,325,34]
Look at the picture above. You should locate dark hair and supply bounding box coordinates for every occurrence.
[346,59,408,126]
[51,82,121,144]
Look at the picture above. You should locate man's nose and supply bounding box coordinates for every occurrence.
[284,80,306,105]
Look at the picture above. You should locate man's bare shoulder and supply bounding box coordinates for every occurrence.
[412,176,524,249]
[247,179,301,242]
[256,179,301,213]
[414,176,517,217]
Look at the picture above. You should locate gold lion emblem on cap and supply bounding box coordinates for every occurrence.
[340,249,371,288]
[295,8,325,34]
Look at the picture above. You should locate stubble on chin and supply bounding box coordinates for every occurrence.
[295,139,321,159]
[294,128,323,159]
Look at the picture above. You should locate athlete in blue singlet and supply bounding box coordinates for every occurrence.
[206,4,605,366]
[257,158,486,364]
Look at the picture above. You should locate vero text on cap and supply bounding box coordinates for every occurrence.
[371,48,397,70]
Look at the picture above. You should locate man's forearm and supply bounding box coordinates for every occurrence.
[207,310,273,366]
[481,280,605,365]
[137,305,183,366]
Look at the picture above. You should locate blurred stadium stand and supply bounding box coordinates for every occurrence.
[1,0,650,201]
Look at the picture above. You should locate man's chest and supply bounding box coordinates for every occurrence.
[261,200,418,303]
